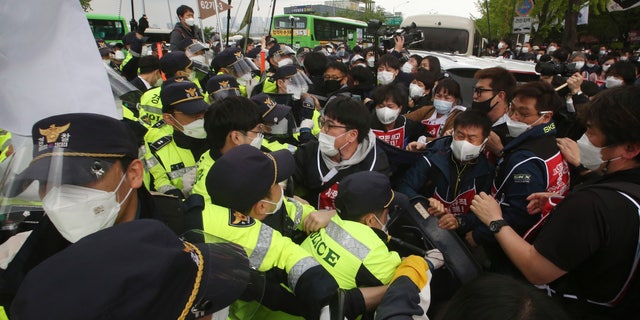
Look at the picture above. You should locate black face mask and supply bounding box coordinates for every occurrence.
[324,80,342,93]
[470,94,499,114]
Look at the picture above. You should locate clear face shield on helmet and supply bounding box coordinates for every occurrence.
[180,229,265,319]
[284,70,311,100]
[211,87,242,103]
[1,142,134,243]
[105,66,142,108]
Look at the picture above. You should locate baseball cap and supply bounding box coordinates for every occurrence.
[206,144,294,212]
[251,93,292,125]
[138,55,161,74]
[11,219,251,319]
[161,80,209,114]
[205,74,241,100]
[211,47,244,73]
[160,51,192,77]
[350,54,365,64]
[8,113,138,194]
[334,171,409,221]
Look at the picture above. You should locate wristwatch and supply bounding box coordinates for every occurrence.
[489,219,508,233]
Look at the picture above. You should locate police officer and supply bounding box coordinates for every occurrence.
[205,74,241,104]
[0,113,178,310]
[203,144,339,319]
[143,79,209,198]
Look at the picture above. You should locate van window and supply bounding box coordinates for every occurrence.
[409,27,469,54]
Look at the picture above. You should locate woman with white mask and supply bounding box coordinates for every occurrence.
[376,54,413,87]
[370,84,427,150]
[405,69,436,112]
[410,78,466,148]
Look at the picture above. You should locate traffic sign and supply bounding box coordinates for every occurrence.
[386,16,402,26]
[516,0,534,16]
[513,16,532,34]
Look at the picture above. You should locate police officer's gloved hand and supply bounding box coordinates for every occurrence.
[298,119,315,144]
[181,168,197,196]
[425,248,444,270]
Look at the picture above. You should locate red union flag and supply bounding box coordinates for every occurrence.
[200,0,232,20]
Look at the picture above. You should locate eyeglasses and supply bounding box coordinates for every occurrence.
[472,87,497,95]
[323,75,344,81]
[319,117,348,130]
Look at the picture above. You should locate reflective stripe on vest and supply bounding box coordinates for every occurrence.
[325,220,370,261]
[288,256,319,291]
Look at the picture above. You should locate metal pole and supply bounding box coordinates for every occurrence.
[290,16,294,47]
[485,0,491,42]
[167,0,173,26]
[268,0,278,36]
[130,0,136,31]
[142,0,147,15]
[227,0,232,46]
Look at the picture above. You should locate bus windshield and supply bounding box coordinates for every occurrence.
[87,15,127,43]
[408,27,470,54]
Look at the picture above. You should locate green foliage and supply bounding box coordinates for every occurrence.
[80,0,91,12]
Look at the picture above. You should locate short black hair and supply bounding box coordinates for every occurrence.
[204,96,261,150]
[349,66,375,87]
[433,78,462,104]
[378,54,400,70]
[303,52,328,76]
[586,86,640,154]
[324,96,370,143]
[176,5,194,18]
[372,84,408,111]
[512,81,563,114]
[474,67,517,102]
[453,110,493,139]
[325,61,348,76]
[607,61,636,85]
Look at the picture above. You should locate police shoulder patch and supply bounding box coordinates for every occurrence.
[512,173,531,183]
[150,135,172,151]
[229,209,255,227]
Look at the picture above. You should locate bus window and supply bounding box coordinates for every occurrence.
[273,17,307,29]
[316,20,346,42]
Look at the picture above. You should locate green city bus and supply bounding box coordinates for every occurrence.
[271,14,367,49]
[86,13,129,44]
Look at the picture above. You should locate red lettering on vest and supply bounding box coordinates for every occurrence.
[318,182,340,210]
[372,126,406,148]
[433,187,476,215]
[421,120,442,138]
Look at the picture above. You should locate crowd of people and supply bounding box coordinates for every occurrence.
[2,3,640,319]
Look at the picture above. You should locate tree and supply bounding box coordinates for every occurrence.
[80,0,91,12]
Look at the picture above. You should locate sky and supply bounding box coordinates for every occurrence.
[89,0,481,31]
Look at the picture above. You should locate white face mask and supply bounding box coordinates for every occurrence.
[536,54,542,61]
[376,107,400,125]
[599,50,606,56]
[373,214,388,234]
[270,118,288,135]
[506,112,547,138]
[185,17,196,26]
[409,83,425,99]
[190,55,206,65]
[286,84,303,100]
[450,137,485,162]
[318,132,348,157]
[606,76,624,88]
[181,118,207,139]
[42,174,133,243]
[497,42,505,49]
[521,47,529,53]
[620,56,629,61]
[586,63,596,68]
[433,99,453,114]
[236,73,253,86]
[377,71,394,85]
[114,50,125,61]
[248,132,263,149]
[367,57,375,68]
[577,134,604,170]
[547,46,557,53]
[573,61,585,70]
[278,58,294,67]
[188,70,197,82]
[264,61,271,70]
[401,62,413,73]
[261,186,284,215]
[602,64,611,72]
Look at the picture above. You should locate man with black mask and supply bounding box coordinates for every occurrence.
[470,67,516,162]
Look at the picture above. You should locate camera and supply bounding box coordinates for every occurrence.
[378,22,424,49]
[535,60,577,77]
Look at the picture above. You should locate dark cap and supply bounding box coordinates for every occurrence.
[160,80,209,114]
[266,36,277,45]
[160,51,192,76]
[206,74,240,94]
[268,43,282,58]
[251,93,292,124]
[11,113,138,190]
[99,47,113,57]
[11,219,251,320]
[206,145,294,212]
[138,55,161,74]
[273,65,298,80]
[211,47,244,72]
[246,47,262,59]
[335,171,408,220]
